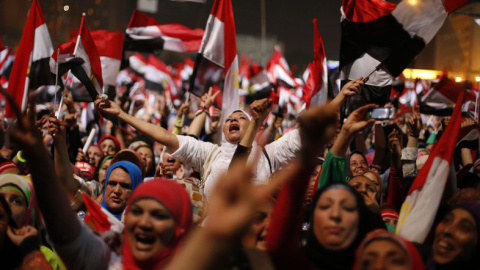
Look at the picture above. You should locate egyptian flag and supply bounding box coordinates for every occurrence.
[5,0,53,118]
[419,76,476,116]
[340,0,470,106]
[457,122,479,151]
[190,0,240,119]
[125,9,204,53]
[244,63,273,104]
[397,90,464,243]
[81,193,123,234]
[266,47,298,89]
[68,15,104,102]
[0,47,14,79]
[144,54,177,95]
[303,18,328,108]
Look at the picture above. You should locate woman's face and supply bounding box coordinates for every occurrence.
[100,139,117,156]
[363,172,380,191]
[358,239,411,270]
[222,112,250,144]
[136,147,154,173]
[313,188,359,251]
[125,198,176,263]
[99,159,112,186]
[433,208,478,265]
[87,146,102,168]
[242,199,274,251]
[104,168,132,214]
[350,154,368,176]
[0,187,27,227]
[348,176,377,203]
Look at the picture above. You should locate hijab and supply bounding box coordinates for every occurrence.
[122,179,193,270]
[101,161,143,220]
[304,183,372,270]
[0,174,35,227]
[427,203,480,270]
[354,230,425,270]
[98,135,121,153]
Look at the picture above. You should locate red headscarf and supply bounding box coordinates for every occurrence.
[121,178,193,270]
[98,135,121,152]
[354,230,425,270]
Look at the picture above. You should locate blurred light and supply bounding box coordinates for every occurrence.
[88,8,94,16]
[476,77,480,82]
[327,60,339,69]
[455,77,462,82]
[407,0,418,5]
[406,69,441,80]
[63,5,69,11]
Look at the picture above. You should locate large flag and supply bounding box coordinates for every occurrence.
[144,54,178,96]
[87,30,124,87]
[340,0,470,106]
[125,9,204,53]
[6,0,54,118]
[302,18,327,108]
[190,0,240,119]
[396,90,464,243]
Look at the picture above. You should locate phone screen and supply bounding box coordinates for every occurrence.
[369,108,394,120]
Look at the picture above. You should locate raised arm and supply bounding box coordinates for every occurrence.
[329,77,364,111]
[187,88,219,138]
[94,97,179,152]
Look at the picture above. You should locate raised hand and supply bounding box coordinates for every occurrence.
[48,113,67,141]
[250,98,272,123]
[297,102,338,159]
[340,77,364,97]
[406,108,422,138]
[342,104,377,136]
[201,87,220,108]
[94,96,123,122]
[388,129,402,155]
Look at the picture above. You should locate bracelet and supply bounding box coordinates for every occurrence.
[194,109,209,117]
[16,151,26,163]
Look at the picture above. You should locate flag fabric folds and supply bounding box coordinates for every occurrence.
[6,0,53,118]
[190,0,239,119]
[266,47,298,89]
[396,90,465,243]
[302,18,328,108]
[125,9,204,53]
[340,0,470,105]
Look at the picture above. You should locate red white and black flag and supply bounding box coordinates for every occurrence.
[70,15,104,102]
[190,0,240,118]
[125,9,204,53]
[6,0,53,118]
[340,0,470,106]
[266,47,298,89]
[302,18,328,108]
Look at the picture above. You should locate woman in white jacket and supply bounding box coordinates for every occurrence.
[94,97,301,197]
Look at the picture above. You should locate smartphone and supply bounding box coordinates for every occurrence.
[369,107,395,120]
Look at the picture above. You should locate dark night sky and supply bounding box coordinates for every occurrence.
[151,0,341,68]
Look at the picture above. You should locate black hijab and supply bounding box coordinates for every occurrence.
[304,183,373,270]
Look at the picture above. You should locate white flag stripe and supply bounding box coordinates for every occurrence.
[100,56,121,86]
[33,24,53,61]
[199,16,225,67]
[392,0,448,43]
[341,53,393,86]
[397,157,450,242]
[222,55,239,120]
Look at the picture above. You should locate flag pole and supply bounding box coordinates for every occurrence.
[180,92,190,126]
[53,48,60,115]
[363,67,379,83]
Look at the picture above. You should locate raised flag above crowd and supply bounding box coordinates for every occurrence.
[5,0,53,118]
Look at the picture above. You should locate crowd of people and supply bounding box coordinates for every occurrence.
[0,71,478,270]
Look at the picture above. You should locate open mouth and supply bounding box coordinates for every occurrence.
[229,123,240,132]
[167,158,175,164]
[436,239,453,252]
[135,234,155,245]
